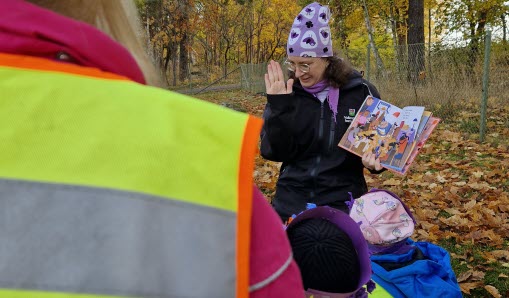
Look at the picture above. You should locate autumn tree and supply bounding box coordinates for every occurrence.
[194,0,220,78]
[436,0,508,70]
[408,0,425,84]
[328,0,395,72]
[136,0,166,71]
[136,0,198,85]
[370,0,408,78]
[178,0,193,82]
[220,2,243,76]
[329,0,359,49]
[251,0,298,63]
[361,0,385,75]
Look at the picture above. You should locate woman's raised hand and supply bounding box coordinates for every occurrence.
[264,60,294,95]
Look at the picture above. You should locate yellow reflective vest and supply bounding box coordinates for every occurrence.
[0,53,262,298]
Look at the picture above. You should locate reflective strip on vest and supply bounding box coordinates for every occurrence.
[0,179,235,297]
[0,54,262,298]
[0,289,126,298]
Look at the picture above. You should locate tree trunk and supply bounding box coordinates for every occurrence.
[247,0,254,63]
[502,13,507,43]
[407,0,424,84]
[164,46,171,84]
[224,43,230,77]
[172,55,177,86]
[467,11,487,79]
[428,6,433,85]
[179,33,189,82]
[389,0,401,80]
[394,4,407,81]
[361,0,385,76]
[165,41,178,86]
[178,0,190,83]
[145,4,151,51]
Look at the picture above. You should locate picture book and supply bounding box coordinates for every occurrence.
[338,95,440,175]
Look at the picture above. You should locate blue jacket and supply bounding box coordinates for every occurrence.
[370,239,462,298]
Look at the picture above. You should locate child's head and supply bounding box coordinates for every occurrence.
[348,189,416,254]
[286,206,373,297]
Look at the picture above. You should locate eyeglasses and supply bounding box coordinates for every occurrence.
[284,59,310,73]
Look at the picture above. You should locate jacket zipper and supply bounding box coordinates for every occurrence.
[328,114,336,152]
[310,101,325,198]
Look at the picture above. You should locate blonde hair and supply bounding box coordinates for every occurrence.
[27,0,163,87]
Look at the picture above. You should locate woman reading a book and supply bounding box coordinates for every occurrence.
[261,2,384,222]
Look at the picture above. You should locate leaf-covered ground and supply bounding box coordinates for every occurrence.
[193,90,509,298]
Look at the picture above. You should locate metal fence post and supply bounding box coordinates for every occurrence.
[480,31,492,142]
[366,44,371,81]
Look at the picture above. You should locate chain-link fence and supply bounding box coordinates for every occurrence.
[361,36,509,139]
[240,63,268,94]
[240,59,285,94]
[166,63,243,93]
[238,36,509,139]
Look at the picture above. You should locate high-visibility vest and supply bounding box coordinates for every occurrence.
[370,282,394,297]
[0,53,262,298]
[305,281,394,298]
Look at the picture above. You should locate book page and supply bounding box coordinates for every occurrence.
[338,95,403,160]
[381,106,425,172]
[339,95,436,175]
[416,111,432,137]
[397,117,441,174]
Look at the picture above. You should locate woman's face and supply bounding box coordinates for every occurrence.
[286,56,329,87]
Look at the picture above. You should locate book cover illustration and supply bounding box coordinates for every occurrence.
[338,95,435,175]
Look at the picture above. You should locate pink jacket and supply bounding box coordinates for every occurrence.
[0,1,304,297]
[250,186,304,297]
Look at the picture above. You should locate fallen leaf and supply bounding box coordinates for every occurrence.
[490,250,509,261]
[436,174,448,183]
[484,285,501,298]
[471,270,486,281]
[457,271,472,283]
[472,171,484,178]
[382,178,401,186]
[464,199,476,210]
[460,282,483,294]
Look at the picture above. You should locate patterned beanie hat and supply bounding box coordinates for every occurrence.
[287,2,333,57]
[348,189,416,249]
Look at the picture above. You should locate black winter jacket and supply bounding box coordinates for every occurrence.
[261,71,381,220]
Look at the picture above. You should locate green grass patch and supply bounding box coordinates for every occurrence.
[458,120,480,134]
[438,210,452,218]
[448,153,467,161]
[440,239,509,297]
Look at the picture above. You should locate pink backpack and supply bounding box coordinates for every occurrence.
[348,189,416,248]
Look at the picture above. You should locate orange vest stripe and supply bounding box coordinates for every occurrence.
[0,52,129,81]
[237,115,263,298]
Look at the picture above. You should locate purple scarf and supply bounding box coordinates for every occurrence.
[303,80,340,122]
